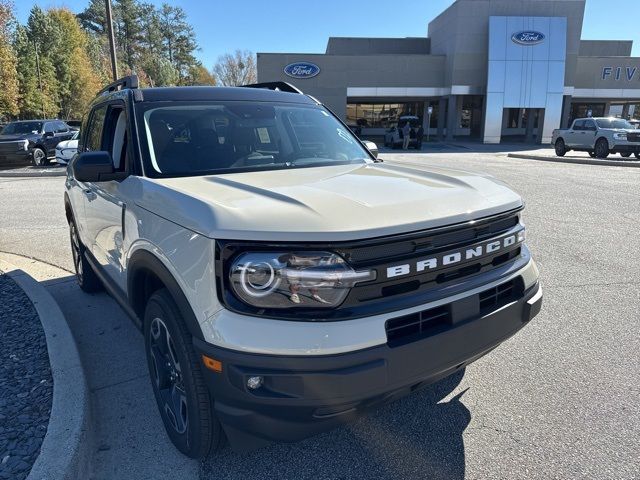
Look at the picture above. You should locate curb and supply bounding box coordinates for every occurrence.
[0,258,92,480]
[0,169,66,178]
[507,152,640,168]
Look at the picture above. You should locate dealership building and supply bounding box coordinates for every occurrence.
[257,0,640,144]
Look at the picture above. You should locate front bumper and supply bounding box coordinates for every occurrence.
[0,151,31,166]
[609,140,640,152]
[194,271,542,451]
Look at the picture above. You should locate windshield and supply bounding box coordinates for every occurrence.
[140,102,372,177]
[595,118,634,129]
[1,122,42,135]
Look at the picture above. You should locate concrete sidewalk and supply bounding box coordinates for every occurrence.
[0,254,198,480]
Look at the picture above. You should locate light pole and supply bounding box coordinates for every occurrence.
[105,0,119,81]
[34,41,45,118]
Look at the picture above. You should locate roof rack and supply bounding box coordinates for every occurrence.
[240,82,303,94]
[97,75,139,96]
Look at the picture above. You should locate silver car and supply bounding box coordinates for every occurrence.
[55,130,79,165]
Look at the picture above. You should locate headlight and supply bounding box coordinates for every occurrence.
[229,251,376,309]
[613,132,627,140]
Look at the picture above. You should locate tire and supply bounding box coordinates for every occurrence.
[635,152,640,160]
[588,151,596,158]
[620,152,631,158]
[69,220,102,293]
[554,139,566,157]
[144,289,224,459]
[32,147,48,166]
[594,138,609,159]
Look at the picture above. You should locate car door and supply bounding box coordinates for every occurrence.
[82,102,134,291]
[565,120,582,147]
[42,122,58,155]
[70,105,108,248]
[583,119,598,148]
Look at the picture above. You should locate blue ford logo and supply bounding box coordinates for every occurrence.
[511,31,545,46]
[284,62,320,79]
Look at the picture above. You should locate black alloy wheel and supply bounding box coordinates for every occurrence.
[554,139,566,157]
[144,289,224,458]
[69,221,102,292]
[594,138,609,159]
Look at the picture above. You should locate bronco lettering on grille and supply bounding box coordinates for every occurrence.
[386,229,525,279]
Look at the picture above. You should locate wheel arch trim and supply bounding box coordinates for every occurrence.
[127,246,205,341]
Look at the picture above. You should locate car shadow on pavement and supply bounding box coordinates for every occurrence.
[201,368,470,480]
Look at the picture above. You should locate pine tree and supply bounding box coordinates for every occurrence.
[0,0,19,119]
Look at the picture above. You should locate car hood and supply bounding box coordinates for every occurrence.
[56,139,78,149]
[0,134,35,142]
[135,163,523,242]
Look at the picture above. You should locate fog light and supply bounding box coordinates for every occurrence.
[247,376,263,390]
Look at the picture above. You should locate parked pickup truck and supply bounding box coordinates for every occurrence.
[64,76,542,458]
[551,117,640,159]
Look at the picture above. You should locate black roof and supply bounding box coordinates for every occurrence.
[137,86,317,105]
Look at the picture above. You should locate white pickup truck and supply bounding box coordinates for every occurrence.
[551,117,640,159]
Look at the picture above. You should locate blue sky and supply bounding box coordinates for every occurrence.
[16,0,640,68]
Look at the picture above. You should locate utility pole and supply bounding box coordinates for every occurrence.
[105,0,119,81]
[34,41,45,118]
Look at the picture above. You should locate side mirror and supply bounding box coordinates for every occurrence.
[44,131,54,138]
[363,140,379,160]
[72,151,115,182]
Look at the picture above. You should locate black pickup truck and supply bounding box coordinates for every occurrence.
[0,119,76,166]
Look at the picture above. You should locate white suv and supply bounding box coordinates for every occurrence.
[64,76,542,458]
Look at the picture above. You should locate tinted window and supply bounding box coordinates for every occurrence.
[583,120,596,131]
[43,123,55,133]
[54,121,68,133]
[573,120,584,131]
[140,102,371,177]
[595,118,633,129]
[1,122,43,135]
[84,106,107,151]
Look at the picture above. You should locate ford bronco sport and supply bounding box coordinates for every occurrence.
[64,75,542,458]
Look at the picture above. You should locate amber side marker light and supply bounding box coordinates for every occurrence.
[202,355,222,373]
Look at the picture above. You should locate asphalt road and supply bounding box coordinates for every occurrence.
[0,151,638,479]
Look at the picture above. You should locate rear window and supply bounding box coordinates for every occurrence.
[139,101,372,177]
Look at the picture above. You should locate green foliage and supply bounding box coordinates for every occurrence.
[0,0,19,118]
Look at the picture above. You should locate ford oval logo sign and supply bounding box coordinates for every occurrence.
[511,31,545,46]
[284,62,320,79]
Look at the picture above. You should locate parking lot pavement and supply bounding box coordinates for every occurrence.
[0,152,638,479]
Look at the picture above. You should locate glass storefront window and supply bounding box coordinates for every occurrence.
[346,102,424,128]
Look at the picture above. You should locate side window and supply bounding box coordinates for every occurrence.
[54,121,68,133]
[104,106,128,172]
[84,106,107,152]
[573,120,584,131]
[584,120,596,131]
[43,122,55,134]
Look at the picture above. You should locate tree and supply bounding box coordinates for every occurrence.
[212,50,256,86]
[185,63,216,86]
[158,3,197,84]
[15,7,59,118]
[0,0,19,119]
[48,9,102,119]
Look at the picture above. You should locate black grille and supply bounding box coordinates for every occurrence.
[627,132,640,142]
[479,279,520,313]
[385,277,523,344]
[217,208,526,321]
[385,305,451,344]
